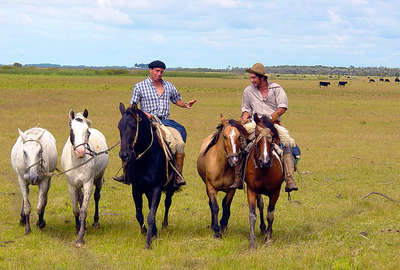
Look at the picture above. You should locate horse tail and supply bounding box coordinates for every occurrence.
[273,124,296,147]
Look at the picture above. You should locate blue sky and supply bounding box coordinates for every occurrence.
[1,0,399,68]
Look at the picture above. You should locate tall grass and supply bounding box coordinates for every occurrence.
[1,74,400,269]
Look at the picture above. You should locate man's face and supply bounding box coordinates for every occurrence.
[149,67,164,82]
[250,73,261,88]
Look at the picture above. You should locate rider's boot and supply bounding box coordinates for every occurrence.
[228,162,243,189]
[283,146,298,192]
[174,153,186,187]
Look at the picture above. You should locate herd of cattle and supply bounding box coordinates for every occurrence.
[319,77,400,87]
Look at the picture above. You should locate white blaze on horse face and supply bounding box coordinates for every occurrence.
[71,119,89,159]
[228,128,238,155]
[262,136,269,162]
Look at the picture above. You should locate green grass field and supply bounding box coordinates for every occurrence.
[1,73,400,269]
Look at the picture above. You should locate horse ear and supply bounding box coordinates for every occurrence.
[36,129,46,140]
[132,103,138,111]
[83,109,88,118]
[253,113,261,124]
[119,103,126,115]
[69,109,75,120]
[220,113,227,125]
[18,128,27,142]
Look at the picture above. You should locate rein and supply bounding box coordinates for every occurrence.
[45,140,120,178]
[129,112,154,161]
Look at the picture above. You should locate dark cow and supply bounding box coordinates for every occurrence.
[369,79,375,83]
[395,77,400,83]
[338,81,348,87]
[379,78,384,82]
[385,79,390,82]
[319,81,330,87]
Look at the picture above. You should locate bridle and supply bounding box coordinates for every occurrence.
[23,139,47,176]
[222,125,244,167]
[123,112,154,164]
[253,127,273,167]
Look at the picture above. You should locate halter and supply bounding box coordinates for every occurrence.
[23,139,47,176]
[70,119,96,156]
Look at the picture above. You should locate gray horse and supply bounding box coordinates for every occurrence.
[10,127,58,234]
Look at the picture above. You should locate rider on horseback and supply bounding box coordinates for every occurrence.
[113,60,197,187]
[230,63,299,193]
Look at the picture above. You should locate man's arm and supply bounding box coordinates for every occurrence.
[175,99,197,109]
[271,107,287,122]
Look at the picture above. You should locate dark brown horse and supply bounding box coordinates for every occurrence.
[245,114,285,248]
[197,116,248,238]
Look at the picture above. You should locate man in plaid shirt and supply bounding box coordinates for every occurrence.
[113,60,196,187]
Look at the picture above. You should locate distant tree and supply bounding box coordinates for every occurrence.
[13,62,22,68]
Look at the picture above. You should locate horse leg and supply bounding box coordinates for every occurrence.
[76,181,93,248]
[132,189,147,235]
[220,189,236,234]
[264,191,280,244]
[162,189,174,229]
[19,201,25,226]
[206,183,221,238]
[18,177,31,234]
[145,188,162,249]
[36,178,51,229]
[257,194,266,235]
[68,185,80,234]
[92,177,103,229]
[247,188,258,249]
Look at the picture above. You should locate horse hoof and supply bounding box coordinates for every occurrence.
[19,219,26,226]
[36,220,46,229]
[162,222,168,229]
[214,232,222,239]
[24,228,31,235]
[92,223,100,229]
[75,241,85,248]
[264,238,273,246]
[141,227,147,235]
[249,243,256,249]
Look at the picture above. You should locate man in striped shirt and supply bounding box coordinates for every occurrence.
[113,60,196,187]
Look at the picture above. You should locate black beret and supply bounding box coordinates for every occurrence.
[148,60,166,69]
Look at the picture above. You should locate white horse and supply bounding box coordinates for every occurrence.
[61,109,109,248]
[10,127,58,234]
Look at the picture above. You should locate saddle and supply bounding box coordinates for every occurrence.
[150,117,183,186]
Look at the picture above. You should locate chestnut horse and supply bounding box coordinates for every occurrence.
[245,114,285,248]
[197,116,248,238]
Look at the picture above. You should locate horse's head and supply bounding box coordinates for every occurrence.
[18,128,46,182]
[220,114,248,167]
[253,114,277,169]
[69,109,92,159]
[118,103,144,163]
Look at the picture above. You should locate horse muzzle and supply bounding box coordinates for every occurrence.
[227,155,240,167]
[23,171,39,184]
[258,158,272,169]
[74,146,86,159]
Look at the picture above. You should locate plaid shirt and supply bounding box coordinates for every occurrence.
[130,77,182,119]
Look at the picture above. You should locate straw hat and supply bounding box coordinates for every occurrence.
[246,63,268,77]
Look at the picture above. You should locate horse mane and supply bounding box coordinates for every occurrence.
[260,116,279,141]
[203,120,248,155]
[228,119,249,137]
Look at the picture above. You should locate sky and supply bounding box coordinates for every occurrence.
[1,0,400,69]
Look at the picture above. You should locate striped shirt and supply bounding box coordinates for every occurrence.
[130,77,182,119]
